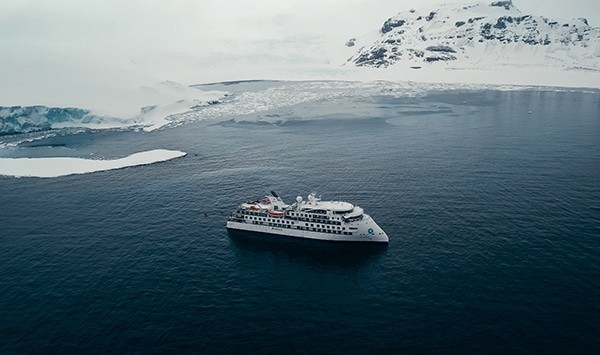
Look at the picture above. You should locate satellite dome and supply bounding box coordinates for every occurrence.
[296,196,303,203]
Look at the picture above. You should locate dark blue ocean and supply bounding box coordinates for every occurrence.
[1,85,599,353]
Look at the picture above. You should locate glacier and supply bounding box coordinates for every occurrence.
[0,81,228,136]
[0,106,97,136]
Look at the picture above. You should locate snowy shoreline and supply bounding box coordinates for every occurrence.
[0,149,187,178]
[191,66,600,92]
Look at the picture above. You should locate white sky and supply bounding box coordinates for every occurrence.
[1,0,598,110]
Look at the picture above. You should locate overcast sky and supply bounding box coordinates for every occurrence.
[1,0,598,108]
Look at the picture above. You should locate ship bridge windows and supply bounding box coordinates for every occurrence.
[334,210,352,215]
[310,210,327,215]
[343,215,363,222]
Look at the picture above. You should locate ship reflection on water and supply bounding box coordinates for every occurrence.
[227,229,388,269]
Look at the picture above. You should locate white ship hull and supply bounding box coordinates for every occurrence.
[226,218,388,243]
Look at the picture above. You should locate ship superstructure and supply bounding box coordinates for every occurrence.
[227,192,388,243]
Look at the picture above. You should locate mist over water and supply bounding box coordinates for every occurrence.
[1,84,599,352]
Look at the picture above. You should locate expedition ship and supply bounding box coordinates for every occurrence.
[226,192,388,243]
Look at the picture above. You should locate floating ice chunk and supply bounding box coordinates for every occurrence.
[0,149,186,178]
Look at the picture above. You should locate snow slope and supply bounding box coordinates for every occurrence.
[345,1,600,73]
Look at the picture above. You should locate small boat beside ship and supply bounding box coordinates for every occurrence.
[227,192,389,243]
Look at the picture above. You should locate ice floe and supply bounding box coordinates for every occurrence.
[0,149,186,178]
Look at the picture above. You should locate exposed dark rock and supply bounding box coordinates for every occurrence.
[426,12,436,21]
[481,22,493,38]
[381,18,406,34]
[522,37,539,45]
[455,21,466,27]
[579,18,588,26]
[468,17,485,24]
[345,38,356,47]
[354,47,389,67]
[426,45,457,53]
[425,54,457,62]
[410,49,424,58]
[490,1,513,10]
[543,35,551,45]
[494,17,507,29]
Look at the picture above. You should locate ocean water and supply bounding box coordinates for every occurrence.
[1,84,599,353]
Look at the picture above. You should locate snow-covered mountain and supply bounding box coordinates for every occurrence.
[346,1,600,72]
